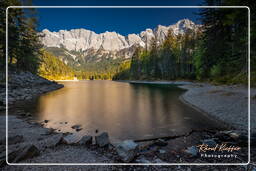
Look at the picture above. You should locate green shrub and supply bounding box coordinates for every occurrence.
[210,64,222,78]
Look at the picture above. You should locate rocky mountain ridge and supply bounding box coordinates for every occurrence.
[40,19,200,67]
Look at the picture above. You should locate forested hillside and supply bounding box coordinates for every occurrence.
[115,0,255,86]
[125,29,199,80]
[38,50,75,80]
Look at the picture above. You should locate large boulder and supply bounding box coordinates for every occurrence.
[95,132,109,147]
[116,140,138,162]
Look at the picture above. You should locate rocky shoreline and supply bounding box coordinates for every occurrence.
[1,113,253,170]
[0,71,63,111]
[0,76,255,170]
[178,83,256,132]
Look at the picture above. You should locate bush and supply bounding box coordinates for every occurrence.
[210,64,222,78]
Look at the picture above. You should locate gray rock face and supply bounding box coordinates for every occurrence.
[40,19,200,60]
[95,132,109,147]
[116,140,138,162]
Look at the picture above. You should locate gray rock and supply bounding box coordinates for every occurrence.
[229,132,240,139]
[135,156,150,163]
[200,139,217,147]
[116,140,138,162]
[8,135,24,145]
[159,149,166,154]
[9,144,40,163]
[62,134,80,145]
[153,158,164,163]
[38,134,63,149]
[154,139,168,146]
[184,146,198,157]
[26,113,32,117]
[43,128,56,135]
[216,130,248,146]
[78,136,92,146]
[95,132,109,147]
[138,141,155,151]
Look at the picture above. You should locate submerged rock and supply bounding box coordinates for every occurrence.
[116,140,138,162]
[95,132,109,147]
[71,124,81,129]
[75,128,82,132]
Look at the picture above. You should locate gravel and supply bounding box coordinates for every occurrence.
[178,83,256,132]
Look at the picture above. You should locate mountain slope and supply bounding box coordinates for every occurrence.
[40,19,201,69]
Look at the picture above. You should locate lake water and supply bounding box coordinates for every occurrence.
[23,81,224,142]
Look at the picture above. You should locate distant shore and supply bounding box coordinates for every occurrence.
[128,80,255,132]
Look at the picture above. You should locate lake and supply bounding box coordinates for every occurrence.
[22,81,224,142]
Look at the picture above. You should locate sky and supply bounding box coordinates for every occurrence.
[30,0,204,35]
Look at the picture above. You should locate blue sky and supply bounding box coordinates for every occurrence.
[32,0,204,35]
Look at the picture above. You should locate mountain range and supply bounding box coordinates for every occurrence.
[40,19,200,68]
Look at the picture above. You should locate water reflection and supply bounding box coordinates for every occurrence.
[28,81,223,142]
